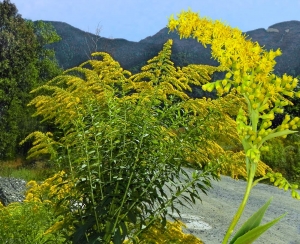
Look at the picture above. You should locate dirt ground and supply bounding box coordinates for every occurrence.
[171,173,300,244]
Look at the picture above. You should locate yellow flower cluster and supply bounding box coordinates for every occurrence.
[168,10,300,199]
[168,9,300,150]
[124,220,203,244]
[25,171,73,206]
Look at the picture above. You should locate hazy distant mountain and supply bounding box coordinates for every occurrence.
[46,20,300,77]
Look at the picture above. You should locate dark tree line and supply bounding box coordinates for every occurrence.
[0,0,62,159]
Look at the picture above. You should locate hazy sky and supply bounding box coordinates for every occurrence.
[12,0,300,42]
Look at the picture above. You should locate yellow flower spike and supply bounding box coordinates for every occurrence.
[285,83,291,90]
[280,100,289,106]
[275,108,284,113]
[249,94,255,101]
[275,77,281,86]
[224,83,231,93]
[258,103,269,112]
[167,12,300,241]
[252,103,259,110]
[260,121,270,129]
[282,90,294,97]
[215,80,222,89]
[292,125,297,130]
[202,82,215,92]
[260,87,267,94]
[258,128,266,135]
[275,48,282,56]
[246,87,253,94]
[283,114,291,123]
[260,113,274,120]
[222,79,228,86]
[233,70,240,77]
[282,73,289,82]
[254,136,262,144]
[268,120,273,127]
[251,83,257,89]
[254,88,262,98]
[289,120,296,126]
[249,135,256,141]
[291,78,298,88]
[257,94,265,102]
[252,45,261,54]
[225,72,232,79]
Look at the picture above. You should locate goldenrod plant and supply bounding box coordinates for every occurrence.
[22,42,228,242]
[167,9,300,243]
[0,177,68,244]
[126,39,270,179]
[20,34,281,242]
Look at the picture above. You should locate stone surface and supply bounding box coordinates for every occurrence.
[0,173,299,243]
[0,177,26,206]
[171,170,300,244]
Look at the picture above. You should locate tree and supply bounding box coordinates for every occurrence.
[0,0,62,159]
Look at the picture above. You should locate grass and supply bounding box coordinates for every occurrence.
[0,158,56,182]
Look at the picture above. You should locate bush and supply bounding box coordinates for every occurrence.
[22,41,226,243]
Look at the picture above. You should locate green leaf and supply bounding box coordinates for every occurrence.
[259,129,297,147]
[232,213,286,244]
[230,198,272,244]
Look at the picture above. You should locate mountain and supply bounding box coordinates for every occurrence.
[45,20,300,77]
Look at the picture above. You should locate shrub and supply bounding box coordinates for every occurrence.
[22,41,225,243]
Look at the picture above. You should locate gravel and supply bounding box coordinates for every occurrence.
[1,171,299,243]
[171,172,300,244]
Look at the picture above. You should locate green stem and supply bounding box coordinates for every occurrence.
[104,116,147,243]
[222,159,255,244]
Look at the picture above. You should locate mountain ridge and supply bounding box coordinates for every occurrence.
[45,20,300,77]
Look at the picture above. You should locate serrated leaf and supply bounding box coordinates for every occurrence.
[230,198,273,244]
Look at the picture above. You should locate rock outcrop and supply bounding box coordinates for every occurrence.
[0,177,26,206]
[246,21,300,76]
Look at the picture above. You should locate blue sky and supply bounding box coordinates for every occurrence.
[12,0,300,42]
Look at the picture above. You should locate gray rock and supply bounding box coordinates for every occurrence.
[0,177,27,206]
[267,27,280,32]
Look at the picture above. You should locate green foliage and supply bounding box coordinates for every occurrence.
[229,198,285,244]
[0,200,68,243]
[23,41,229,243]
[21,37,281,243]
[284,75,300,117]
[0,0,62,159]
[0,160,55,181]
[0,170,203,244]
[261,133,300,184]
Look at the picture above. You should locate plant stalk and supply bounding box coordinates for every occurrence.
[222,159,255,243]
